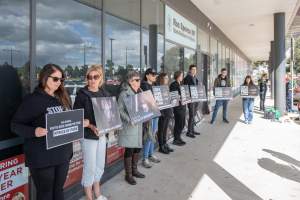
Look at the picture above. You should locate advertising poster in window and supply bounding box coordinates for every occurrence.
[64,141,83,188]
[91,97,122,134]
[0,154,29,200]
[190,85,208,102]
[152,86,173,110]
[214,87,233,100]
[123,90,161,124]
[46,109,84,149]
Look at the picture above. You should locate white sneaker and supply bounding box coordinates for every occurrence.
[149,155,160,163]
[142,159,152,168]
[96,195,108,200]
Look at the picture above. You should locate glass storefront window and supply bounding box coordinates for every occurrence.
[164,42,183,79]
[104,0,140,84]
[183,48,196,75]
[36,0,102,102]
[141,0,164,74]
[218,41,222,72]
[0,0,30,141]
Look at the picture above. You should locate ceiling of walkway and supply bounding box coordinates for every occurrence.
[191,0,300,61]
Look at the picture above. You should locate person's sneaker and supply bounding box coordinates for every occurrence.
[244,120,249,124]
[193,131,201,135]
[210,120,215,124]
[223,119,230,123]
[186,132,195,138]
[142,159,152,168]
[165,144,174,152]
[173,139,184,146]
[149,155,160,163]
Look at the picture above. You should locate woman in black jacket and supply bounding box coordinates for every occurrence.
[73,64,109,200]
[157,73,174,154]
[11,64,75,200]
[170,71,186,146]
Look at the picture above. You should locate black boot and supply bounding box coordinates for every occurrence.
[165,144,174,152]
[159,145,169,154]
[124,157,136,185]
[132,153,145,178]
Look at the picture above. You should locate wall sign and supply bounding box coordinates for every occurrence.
[165,5,197,49]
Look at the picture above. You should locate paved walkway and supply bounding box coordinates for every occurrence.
[81,97,300,200]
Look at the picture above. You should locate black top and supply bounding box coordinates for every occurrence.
[183,73,198,86]
[170,81,186,111]
[73,86,110,140]
[214,74,231,88]
[141,80,153,92]
[259,79,268,93]
[11,87,73,168]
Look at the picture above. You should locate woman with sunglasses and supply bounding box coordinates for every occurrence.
[11,64,74,200]
[118,70,145,185]
[170,70,186,146]
[73,64,109,200]
[157,73,174,154]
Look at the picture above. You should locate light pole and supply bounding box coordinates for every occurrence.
[109,38,115,63]
[2,48,21,66]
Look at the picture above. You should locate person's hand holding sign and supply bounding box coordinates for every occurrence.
[89,124,100,136]
[35,127,47,137]
[83,119,90,128]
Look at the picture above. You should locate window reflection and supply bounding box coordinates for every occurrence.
[0,0,30,141]
[36,0,102,102]
[164,42,183,79]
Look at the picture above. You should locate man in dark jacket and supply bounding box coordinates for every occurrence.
[210,68,231,124]
[183,64,200,138]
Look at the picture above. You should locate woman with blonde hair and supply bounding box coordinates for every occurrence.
[73,64,109,200]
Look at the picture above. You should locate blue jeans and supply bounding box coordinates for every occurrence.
[143,118,159,159]
[243,98,254,122]
[211,100,229,122]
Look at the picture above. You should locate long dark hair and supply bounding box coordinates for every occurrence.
[158,72,168,85]
[38,63,71,109]
[243,75,254,86]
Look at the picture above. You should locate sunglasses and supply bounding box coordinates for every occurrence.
[87,74,101,81]
[49,76,65,83]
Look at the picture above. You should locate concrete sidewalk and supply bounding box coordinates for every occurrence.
[81,97,300,200]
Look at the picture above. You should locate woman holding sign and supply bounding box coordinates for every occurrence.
[242,75,256,124]
[73,65,109,200]
[157,73,174,154]
[11,64,73,200]
[170,71,186,146]
[118,70,145,185]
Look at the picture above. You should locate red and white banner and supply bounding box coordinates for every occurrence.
[0,154,29,200]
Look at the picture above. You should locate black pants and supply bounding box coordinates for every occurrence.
[173,107,186,140]
[157,115,171,147]
[187,103,197,133]
[260,92,266,110]
[30,162,69,200]
[124,148,141,158]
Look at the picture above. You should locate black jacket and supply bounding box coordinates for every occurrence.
[141,80,153,92]
[73,86,110,140]
[259,79,268,93]
[170,81,186,112]
[11,87,73,168]
[183,73,198,86]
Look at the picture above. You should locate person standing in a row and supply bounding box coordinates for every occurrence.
[170,71,186,146]
[73,65,108,200]
[11,64,76,200]
[210,68,231,124]
[183,64,200,138]
[141,68,160,168]
[242,75,256,124]
[157,73,174,154]
[258,73,268,111]
[118,70,145,185]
